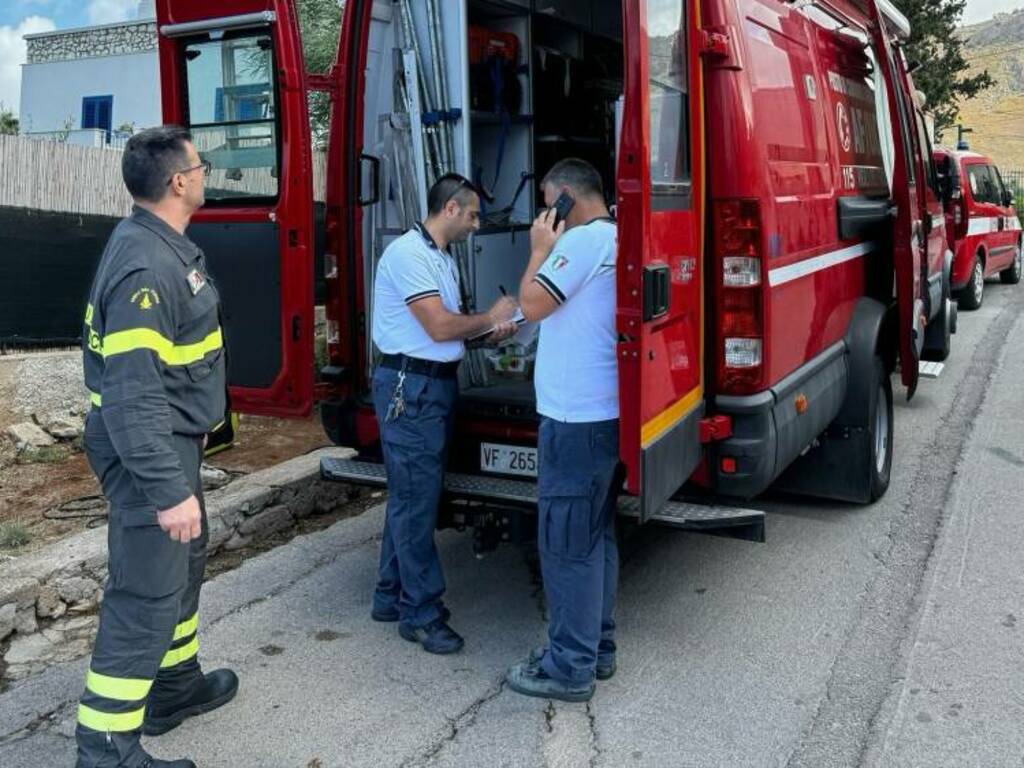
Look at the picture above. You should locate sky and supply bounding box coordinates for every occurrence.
[0,0,1019,116]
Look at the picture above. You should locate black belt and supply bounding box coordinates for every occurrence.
[379,353,460,379]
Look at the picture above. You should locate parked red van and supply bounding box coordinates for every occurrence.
[934,148,1022,309]
[154,0,948,542]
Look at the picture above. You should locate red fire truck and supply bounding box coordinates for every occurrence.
[154,0,954,544]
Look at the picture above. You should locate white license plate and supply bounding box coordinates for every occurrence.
[480,442,538,477]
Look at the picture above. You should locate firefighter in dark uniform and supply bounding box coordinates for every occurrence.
[76,126,238,768]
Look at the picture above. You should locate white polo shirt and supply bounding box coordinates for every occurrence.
[372,224,465,363]
[533,218,619,423]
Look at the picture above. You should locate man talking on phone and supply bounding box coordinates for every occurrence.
[507,158,620,702]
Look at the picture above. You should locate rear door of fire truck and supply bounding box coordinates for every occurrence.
[867,0,923,397]
[618,0,706,522]
[155,0,317,417]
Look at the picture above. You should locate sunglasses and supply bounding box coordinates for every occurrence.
[436,173,494,206]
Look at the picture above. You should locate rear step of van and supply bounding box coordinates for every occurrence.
[321,458,765,542]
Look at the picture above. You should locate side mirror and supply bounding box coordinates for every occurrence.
[1004,190,1015,208]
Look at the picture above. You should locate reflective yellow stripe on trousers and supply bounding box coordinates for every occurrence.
[84,670,152,701]
[172,612,198,642]
[160,636,199,669]
[77,703,146,732]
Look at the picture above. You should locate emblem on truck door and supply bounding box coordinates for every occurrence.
[836,103,852,152]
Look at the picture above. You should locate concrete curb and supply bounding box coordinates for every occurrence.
[0,446,356,684]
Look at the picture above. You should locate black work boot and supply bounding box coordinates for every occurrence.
[144,668,239,736]
[75,727,196,768]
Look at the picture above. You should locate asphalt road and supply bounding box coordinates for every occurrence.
[2,279,1022,768]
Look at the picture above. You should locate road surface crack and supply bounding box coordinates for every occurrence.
[398,676,507,767]
[205,533,382,630]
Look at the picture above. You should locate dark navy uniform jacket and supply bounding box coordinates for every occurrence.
[82,205,226,512]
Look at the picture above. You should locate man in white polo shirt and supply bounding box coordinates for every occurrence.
[371,173,517,654]
[507,158,620,702]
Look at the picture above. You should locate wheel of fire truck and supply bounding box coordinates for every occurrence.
[959,255,985,310]
[867,355,894,501]
[1000,240,1022,285]
[922,264,955,362]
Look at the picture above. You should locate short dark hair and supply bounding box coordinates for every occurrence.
[121,125,193,203]
[427,174,480,216]
[541,158,604,199]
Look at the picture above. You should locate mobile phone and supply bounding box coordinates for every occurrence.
[552,191,575,227]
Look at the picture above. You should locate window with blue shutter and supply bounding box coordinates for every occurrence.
[81,95,113,141]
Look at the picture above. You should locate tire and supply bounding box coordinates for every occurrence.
[922,298,953,362]
[1000,242,1022,285]
[866,355,893,502]
[959,257,985,310]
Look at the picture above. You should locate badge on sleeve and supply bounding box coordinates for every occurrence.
[186,269,206,296]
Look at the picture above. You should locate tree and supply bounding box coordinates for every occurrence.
[893,0,994,138]
[296,0,343,147]
[0,104,18,136]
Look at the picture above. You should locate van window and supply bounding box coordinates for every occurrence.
[967,165,997,204]
[648,0,690,200]
[990,166,1009,205]
[181,31,279,202]
[913,110,939,197]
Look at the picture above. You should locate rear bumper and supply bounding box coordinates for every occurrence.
[951,239,975,291]
[711,342,847,499]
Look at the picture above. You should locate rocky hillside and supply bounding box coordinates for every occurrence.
[953,9,1024,171]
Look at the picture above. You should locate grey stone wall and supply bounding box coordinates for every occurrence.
[26,22,157,64]
[0,448,357,684]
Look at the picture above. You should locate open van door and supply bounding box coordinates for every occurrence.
[155,0,316,417]
[617,0,705,521]
[866,0,922,397]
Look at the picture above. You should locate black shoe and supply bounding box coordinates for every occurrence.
[140,758,197,768]
[527,644,615,681]
[506,660,595,703]
[596,639,616,681]
[398,618,464,654]
[373,604,451,624]
[596,657,616,681]
[143,668,239,736]
[371,605,400,622]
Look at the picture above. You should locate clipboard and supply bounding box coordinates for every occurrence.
[467,309,527,342]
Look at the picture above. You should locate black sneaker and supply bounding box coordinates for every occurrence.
[597,639,616,681]
[372,604,451,624]
[596,657,616,681]
[398,618,464,654]
[143,668,239,736]
[139,757,197,768]
[506,660,595,703]
[527,645,615,681]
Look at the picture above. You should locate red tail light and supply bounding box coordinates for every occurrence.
[714,200,765,394]
[955,196,968,240]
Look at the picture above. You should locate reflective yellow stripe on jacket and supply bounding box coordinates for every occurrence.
[102,327,223,366]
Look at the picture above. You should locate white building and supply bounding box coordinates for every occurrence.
[18,1,159,147]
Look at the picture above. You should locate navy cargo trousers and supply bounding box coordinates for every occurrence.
[371,366,457,628]
[537,417,620,685]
